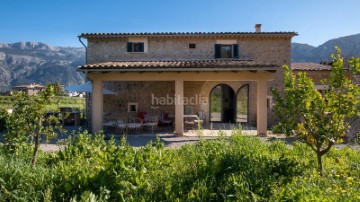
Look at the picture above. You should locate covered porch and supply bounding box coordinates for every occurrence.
[80,60,276,136]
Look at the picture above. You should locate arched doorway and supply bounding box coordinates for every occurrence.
[236,84,249,124]
[209,84,236,123]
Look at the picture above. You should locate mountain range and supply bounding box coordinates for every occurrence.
[0,34,359,92]
[0,42,85,92]
[292,33,360,62]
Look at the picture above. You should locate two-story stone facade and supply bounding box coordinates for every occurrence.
[78,25,297,135]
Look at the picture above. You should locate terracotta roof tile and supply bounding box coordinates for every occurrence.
[292,63,331,71]
[79,59,278,72]
[79,32,298,38]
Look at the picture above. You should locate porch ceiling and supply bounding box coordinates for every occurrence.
[78,59,278,73]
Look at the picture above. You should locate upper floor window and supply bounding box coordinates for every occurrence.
[215,44,239,59]
[189,43,196,49]
[127,42,144,52]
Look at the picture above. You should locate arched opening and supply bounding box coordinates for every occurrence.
[236,84,249,124]
[209,84,236,123]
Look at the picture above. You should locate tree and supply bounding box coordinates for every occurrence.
[3,88,64,166]
[46,82,65,96]
[272,48,360,175]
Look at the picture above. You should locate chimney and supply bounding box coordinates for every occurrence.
[255,24,262,33]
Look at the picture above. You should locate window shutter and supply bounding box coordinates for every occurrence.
[233,44,239,58]
[215,44,221,58]
[139,43,144,52]
[127,42,133,52]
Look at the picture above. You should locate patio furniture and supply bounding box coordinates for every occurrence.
[143,122,158,133]
[103,120,117,133]
[184,114,199,130]
[194,110,206,127]
[127,118,143,134]
[116,120,127,135]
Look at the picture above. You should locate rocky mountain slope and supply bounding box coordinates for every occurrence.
[0,42,85,92]
[292,33,360,62]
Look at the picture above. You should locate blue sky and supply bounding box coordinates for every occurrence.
[1,0,359,47]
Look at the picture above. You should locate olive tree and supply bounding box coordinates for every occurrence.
[272,48,360,175]
[3,88,64,166]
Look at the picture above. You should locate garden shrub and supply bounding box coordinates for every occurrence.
[0,146,52,201]
[0,130,360,201]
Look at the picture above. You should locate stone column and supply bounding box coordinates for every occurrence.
[92,79,103,133]
[256,79,267,136]
[175,79,184,135]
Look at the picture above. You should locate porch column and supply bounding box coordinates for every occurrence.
[256,79,267,136]
[92,79,103,133]
[175,79,184,135]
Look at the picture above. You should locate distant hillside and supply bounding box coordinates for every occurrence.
[292,33,360,63]
[0,42,85,92]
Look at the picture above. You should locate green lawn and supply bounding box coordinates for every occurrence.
[0,96,85,111]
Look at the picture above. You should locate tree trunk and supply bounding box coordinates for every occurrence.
[317,152,323,176]
[32,133,40,167]
[32,117,42,167]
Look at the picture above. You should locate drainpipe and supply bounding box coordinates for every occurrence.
[78,36,87,64]
[78,36,91,130]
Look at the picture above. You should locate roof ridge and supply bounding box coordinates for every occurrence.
[79,32,298,37]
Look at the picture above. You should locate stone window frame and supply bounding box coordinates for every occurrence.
[128,103,138,112]
[127,38,148,53]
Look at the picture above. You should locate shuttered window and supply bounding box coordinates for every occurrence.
[214,44,239,59]
[127,42,145,52]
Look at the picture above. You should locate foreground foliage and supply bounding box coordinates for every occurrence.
[0,131,360,201]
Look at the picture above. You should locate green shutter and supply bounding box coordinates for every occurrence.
[215,44,221,58]
[233,44,239,58]
[139,43,144,52]
[127,42,133,52]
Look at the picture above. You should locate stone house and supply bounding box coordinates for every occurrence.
[12,83,46,96]
[78,24,298,135]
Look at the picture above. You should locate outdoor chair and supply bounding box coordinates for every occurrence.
[143,115,158,133]
[127,118,143,134]
[103,120,117,133]
[116,120,127,135]
[194,110,206,127]
[184,116,197,130]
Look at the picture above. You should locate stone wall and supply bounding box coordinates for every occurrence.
[87,37,291,66]
[103,81,175,122]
